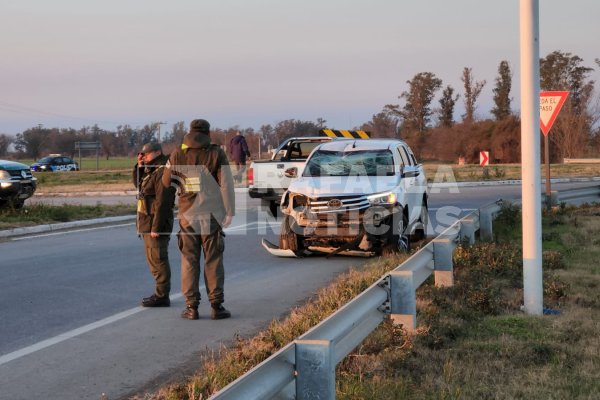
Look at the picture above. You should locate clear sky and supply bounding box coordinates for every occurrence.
[1,0,598,136]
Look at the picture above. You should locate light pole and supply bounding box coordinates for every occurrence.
[156,121,167,143]
[520,0,543,315]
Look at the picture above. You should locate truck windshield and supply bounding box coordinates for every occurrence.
[303,149,395,177]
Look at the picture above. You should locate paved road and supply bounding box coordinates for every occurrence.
[1,182,597,399]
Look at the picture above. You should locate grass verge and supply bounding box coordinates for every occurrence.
[0,203,135,230]
[131,202,600,400]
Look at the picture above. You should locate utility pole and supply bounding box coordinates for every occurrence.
[520,0,543,315]
[156,121,167,143]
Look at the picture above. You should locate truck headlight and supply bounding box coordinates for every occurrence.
[292,193,308,208]
[0,170,10,180]
[367,192,397,205]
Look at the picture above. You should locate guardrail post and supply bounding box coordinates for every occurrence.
[433,238,454,287]
[459,216,476,246]
[295,340,335,400]
[479,209,493,242]
[389,271,417,332]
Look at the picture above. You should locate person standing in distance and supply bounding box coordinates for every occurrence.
[133,142,176,307]
[229,130,250,182]
[162,119,235,320]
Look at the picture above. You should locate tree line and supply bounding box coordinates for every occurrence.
[1,50,598,164]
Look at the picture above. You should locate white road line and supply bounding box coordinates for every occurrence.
[11,223,135,241]
[10,220,275,241]
[0,293,183,366]
[1,265,255,365]
[224,221,276,233]
[428,207,476,211]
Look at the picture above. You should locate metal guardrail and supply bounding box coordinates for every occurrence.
[555,185,600,202]
[211,186,600,400]
[211,201,503,400]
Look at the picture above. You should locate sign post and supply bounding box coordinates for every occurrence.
[74,141,101,170]
[539,91,569,206]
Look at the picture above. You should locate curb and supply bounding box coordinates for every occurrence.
[0,215,136,239]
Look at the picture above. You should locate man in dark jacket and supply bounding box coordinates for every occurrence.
[162,119,235,320]
[133,142,176,307]
[229,131,250,182]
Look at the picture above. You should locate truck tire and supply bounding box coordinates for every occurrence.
[269,200,279,219]
[412,196,428,242]
[279,215,303,253]
[381,209,410,255]
[260,199,280,219]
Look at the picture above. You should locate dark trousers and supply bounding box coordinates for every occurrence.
[233,161,246,181]
[178,227,225,307]
[143,235,171,298]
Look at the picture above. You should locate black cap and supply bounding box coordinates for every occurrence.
[139,142,162,154]
[189,119,210,134]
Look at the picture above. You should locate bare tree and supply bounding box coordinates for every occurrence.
[461,67,486,123]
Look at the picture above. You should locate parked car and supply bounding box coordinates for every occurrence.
[31,155,79,172]
[273,139,428,256]
[0,160,37,208]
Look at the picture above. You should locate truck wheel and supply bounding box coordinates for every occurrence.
[269,200,279,219]
[260,199,280,219]
[279,215,303,253]
[412,196,428,242]
[381,210,410,255]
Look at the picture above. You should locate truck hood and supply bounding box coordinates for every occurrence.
[0,160,31,171]
[288,175,400,197]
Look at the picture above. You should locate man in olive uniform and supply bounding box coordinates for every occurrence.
[162,119,235,320]
[133,142,176,307]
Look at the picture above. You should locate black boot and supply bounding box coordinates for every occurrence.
[211,304,231,320]
[141,294,170,307]
[181,305,199,320]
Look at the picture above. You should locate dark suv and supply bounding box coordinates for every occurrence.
[0,160,37,208]
[31,155,79,172]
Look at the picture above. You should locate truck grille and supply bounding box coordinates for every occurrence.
[309,195,370,214]
[7,169,33,180]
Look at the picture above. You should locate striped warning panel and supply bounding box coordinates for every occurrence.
[319,129,370,139]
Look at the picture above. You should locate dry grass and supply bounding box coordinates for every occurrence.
[36,183,134,193]
[336,204,600,399]
[0,203,135,230]
[129,204,600,400]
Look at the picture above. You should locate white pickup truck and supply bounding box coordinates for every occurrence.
[248,136,333,216]
[263,138,428,257]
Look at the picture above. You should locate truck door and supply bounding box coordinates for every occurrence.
[397,145,420,223]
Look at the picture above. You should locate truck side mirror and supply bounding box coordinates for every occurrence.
[284,167,298,178]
